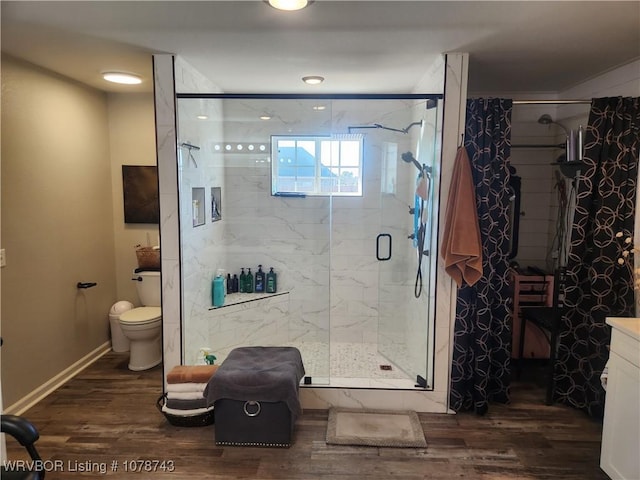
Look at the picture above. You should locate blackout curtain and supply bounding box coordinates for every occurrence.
[449,98,513,414]
[555,97,640,417]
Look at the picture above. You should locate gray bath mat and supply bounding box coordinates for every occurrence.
[326,407,427,448]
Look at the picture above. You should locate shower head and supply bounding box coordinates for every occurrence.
[401,151,422,172]
[537,114,569,135]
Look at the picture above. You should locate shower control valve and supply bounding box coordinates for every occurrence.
[408,206,415,214]
[408,233,416,240]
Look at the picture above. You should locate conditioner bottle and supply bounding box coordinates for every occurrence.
[255,265,265,293]
[266,267,277,293]
[245,268,254,293]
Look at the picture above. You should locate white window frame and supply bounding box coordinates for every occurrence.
[271,134,363,197]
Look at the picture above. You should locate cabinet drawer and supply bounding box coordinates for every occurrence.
[610,329,640,368]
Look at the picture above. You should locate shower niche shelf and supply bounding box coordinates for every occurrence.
[208,291,289,310]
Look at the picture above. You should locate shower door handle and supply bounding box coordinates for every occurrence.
[376,233,392,261]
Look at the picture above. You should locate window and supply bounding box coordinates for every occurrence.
[271,135,363,196]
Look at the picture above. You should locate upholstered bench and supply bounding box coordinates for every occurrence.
[204,346,305,447]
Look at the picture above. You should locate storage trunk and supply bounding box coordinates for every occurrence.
[214,398,293,447]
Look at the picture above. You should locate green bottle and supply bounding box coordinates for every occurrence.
[239,268,246,293]
[266,267,277,293]
[245,268,254,293]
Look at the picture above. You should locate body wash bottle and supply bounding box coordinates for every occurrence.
[255,265,265,293]
[266,267,277,293]
[245,268,254,293]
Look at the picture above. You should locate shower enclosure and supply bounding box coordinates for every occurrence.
[176,94,442,389]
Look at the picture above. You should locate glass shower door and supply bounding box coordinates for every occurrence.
[377,99,440,388]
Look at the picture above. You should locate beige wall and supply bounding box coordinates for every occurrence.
[1,55,116,407]
[1,56,157,409]
[107,93,158,304]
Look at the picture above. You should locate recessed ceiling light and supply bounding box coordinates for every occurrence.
[260,115,273,120]
[302,76,324,85]
[266,0,312,11]
[197,115,209,120]
[102,71,142,85]
[312,105,326,111]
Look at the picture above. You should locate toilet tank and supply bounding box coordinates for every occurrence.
[134,270,161,307]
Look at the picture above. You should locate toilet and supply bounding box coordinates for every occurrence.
[119,270,162,371]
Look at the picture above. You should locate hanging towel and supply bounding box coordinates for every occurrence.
[440,146,483,287]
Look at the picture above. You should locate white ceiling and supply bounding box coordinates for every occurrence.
[1,1,639,95]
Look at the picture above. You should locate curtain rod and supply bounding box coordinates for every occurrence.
[512,100,591,105]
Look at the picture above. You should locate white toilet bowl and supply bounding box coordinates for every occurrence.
[119,306,162,371]
[119,269,163,371]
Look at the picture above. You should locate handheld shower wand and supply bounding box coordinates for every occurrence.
[402,151,432,298]
[401,151,423,172]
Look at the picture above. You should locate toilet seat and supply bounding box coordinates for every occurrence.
[119,306,162,325]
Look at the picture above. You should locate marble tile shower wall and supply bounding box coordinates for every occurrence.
[219,119,415,349]
[178,97,429,367]
[223,157,331,345]
[178,99,229,363]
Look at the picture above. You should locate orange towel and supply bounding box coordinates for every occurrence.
[440,146,483,287]
[166,365,218,384]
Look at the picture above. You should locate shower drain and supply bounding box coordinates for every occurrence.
[379,365,392,371]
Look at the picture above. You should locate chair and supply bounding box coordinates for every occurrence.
[1,414,45,480]
[519,267,567,405]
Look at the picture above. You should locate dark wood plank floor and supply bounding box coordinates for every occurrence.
[5,353,608,479]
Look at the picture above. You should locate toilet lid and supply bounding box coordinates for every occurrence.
[119,306,162,324]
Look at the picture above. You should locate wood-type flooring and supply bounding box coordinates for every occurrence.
[4,352,609,479]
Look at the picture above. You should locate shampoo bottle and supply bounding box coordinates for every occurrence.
[213,274,225,307]
[255,265,265,293]
[266,267,277,293]
[232,274,239,293]
[239,268,246,293]
[226,273,233,294]
[245,268,254,293]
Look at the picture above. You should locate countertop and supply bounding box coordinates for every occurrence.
[606,317,640,341]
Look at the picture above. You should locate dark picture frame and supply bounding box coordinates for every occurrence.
[122,165,160,224]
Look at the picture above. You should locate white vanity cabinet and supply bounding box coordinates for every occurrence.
[600,317,640,480]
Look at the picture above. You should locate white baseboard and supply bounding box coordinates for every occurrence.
[4,341,112,416]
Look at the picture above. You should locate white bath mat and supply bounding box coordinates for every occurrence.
[326,407,427,448]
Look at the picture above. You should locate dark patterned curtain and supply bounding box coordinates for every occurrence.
[555,97,639,417]
[449,98,513,414]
